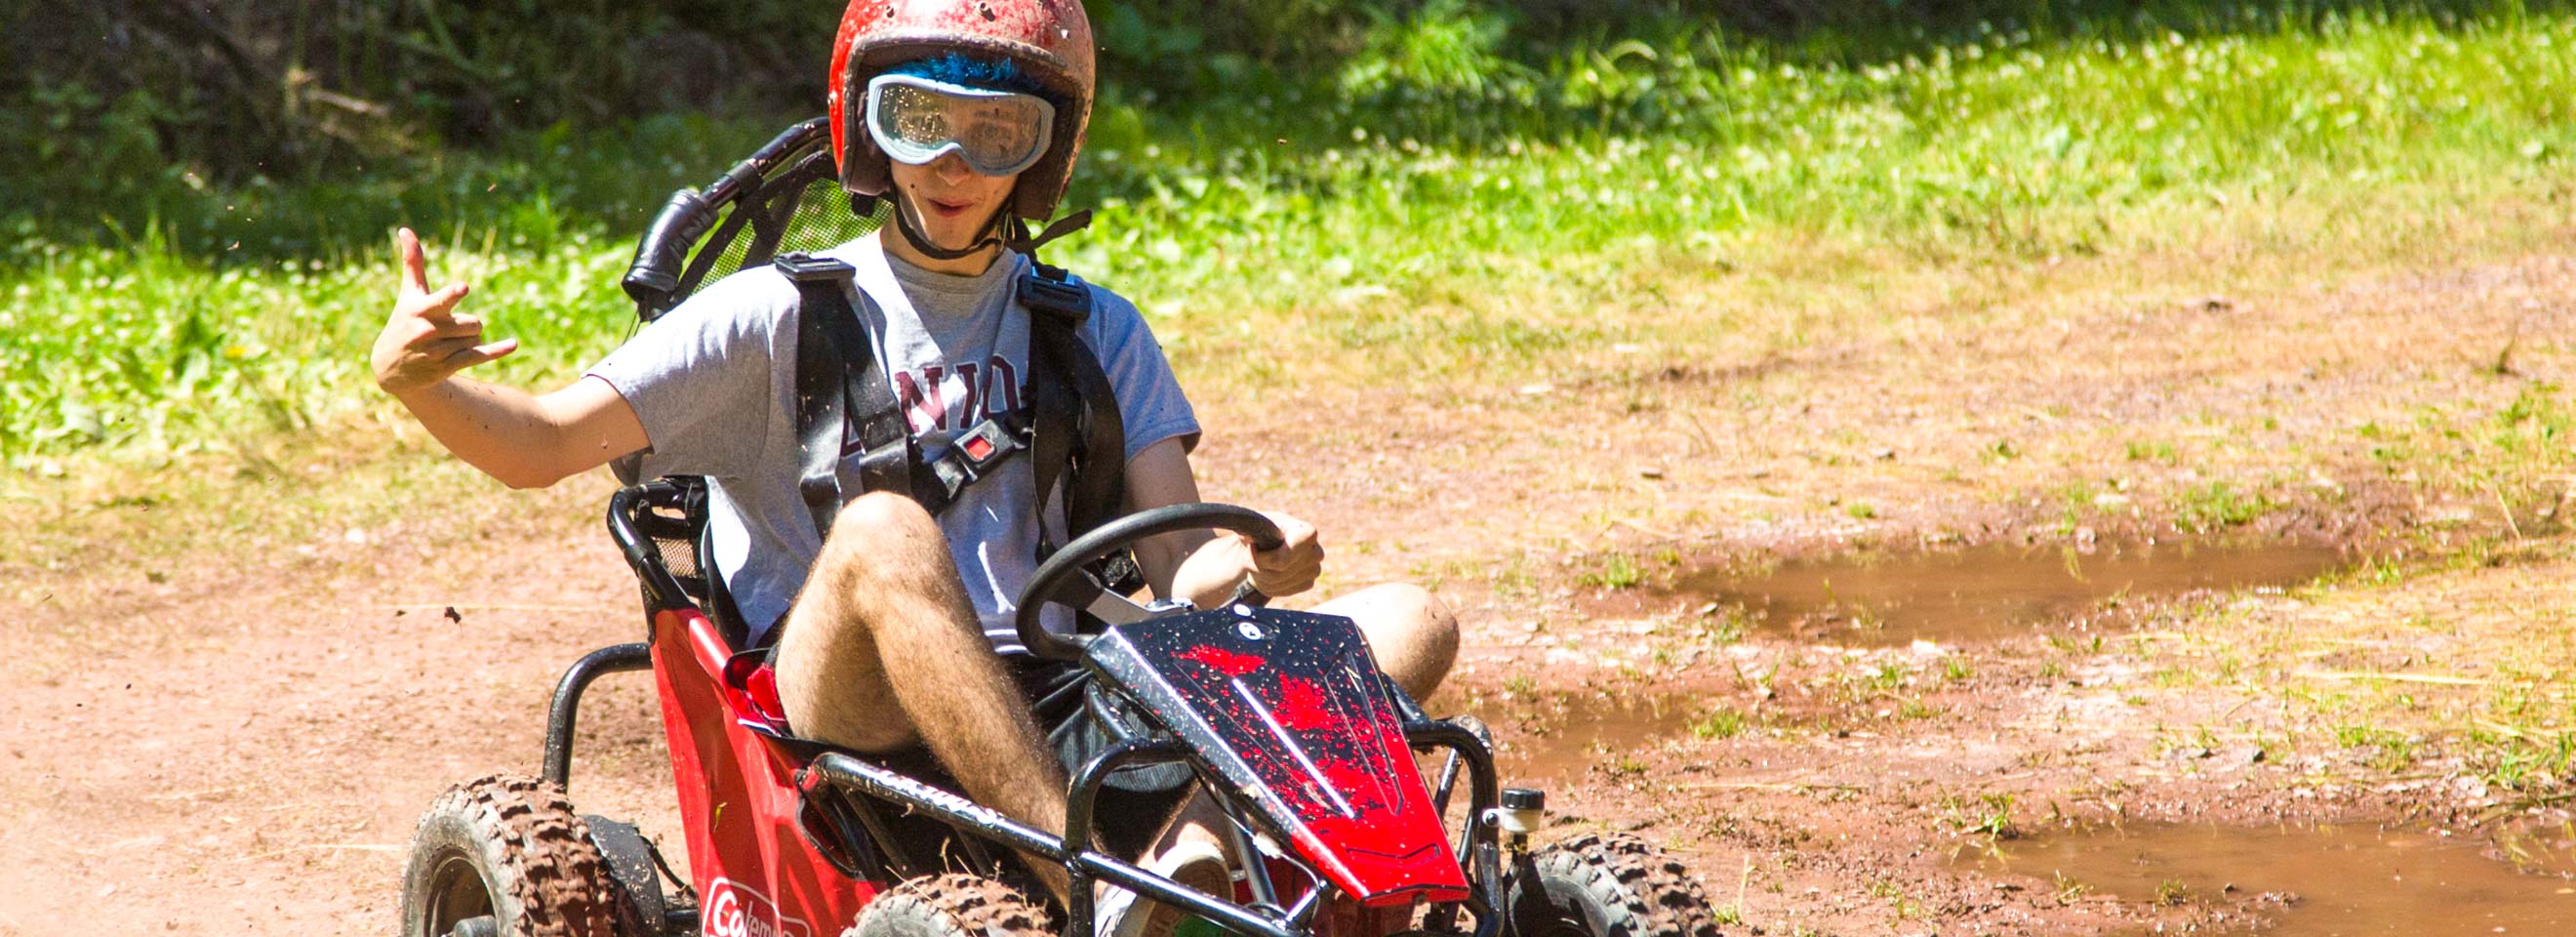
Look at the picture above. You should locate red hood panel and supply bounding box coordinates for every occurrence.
[1090,608,1469,905]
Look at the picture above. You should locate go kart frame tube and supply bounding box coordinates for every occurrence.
[804,717,1506,937]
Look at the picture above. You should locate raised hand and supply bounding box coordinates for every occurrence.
[370,227,517,396]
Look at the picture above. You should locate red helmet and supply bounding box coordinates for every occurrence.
[828,0,1096,222]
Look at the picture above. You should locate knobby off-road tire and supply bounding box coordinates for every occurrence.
[843,874,1057,937]
[1506,834,1724,937]
[401,774,627,937]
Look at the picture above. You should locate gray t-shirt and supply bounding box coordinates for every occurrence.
[588,232,1199,650]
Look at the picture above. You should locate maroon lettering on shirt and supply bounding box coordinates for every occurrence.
[896,355,1023,433]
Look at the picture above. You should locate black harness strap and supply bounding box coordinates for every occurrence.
[915,408,1030,509]
[1020,262,1127,550]
[777,252,1125,571]
[780,253,912,540]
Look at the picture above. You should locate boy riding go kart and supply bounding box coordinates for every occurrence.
[372,2,1723,936]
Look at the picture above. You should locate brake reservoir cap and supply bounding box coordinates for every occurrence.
[1493,788,1547,835]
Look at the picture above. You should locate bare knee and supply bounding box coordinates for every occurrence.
[813,491,946,591]
[807,491,989,653]
[1334,583,1460,700]
[828,491,941,552]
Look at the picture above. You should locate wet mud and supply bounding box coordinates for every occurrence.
[1651,539,2352,647]
[1447,692,1704,785]
[1956,823,2576,935]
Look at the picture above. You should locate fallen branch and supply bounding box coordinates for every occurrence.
[237,842,403,862]
[1608,517,1685,541]
[1676,780,1866,793]
[2293,669,2489,686]
[387,602,622,613]
[143,784,245,803]
[2475,791,2576,825]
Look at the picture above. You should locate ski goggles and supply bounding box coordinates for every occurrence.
[864,73,1057,178]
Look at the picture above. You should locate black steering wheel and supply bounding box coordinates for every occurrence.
[1014,503,1286,661]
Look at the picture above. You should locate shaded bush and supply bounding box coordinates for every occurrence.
[7,0,2563,224]
[3,0,828,204]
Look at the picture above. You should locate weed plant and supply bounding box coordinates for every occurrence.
[7,8,2576,466]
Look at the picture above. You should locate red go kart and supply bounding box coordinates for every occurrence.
[395,119,1723,937]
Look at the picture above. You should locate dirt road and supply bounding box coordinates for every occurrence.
[6,250,2574,935]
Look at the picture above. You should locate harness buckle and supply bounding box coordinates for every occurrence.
[1016,267,1092,323]
[952,417,1026,476]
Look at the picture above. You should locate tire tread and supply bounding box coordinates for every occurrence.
[404,773,624,937]
[842,873,1057,937]
[1531,833,1723,937]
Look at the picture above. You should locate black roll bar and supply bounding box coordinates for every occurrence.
[1403,719,1506,937]
[607,484,690,611]
[542,642,656,792]
[623,116,831,318]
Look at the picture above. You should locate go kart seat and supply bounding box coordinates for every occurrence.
[612,476,1020,880]
[616,474,755,650]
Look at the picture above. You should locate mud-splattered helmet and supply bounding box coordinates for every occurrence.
[827,0,1095,222]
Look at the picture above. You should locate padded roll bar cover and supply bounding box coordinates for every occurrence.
[623,187,716,319]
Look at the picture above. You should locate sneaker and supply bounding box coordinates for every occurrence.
[1106,838,1231,937]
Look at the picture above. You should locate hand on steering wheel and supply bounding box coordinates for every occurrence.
[1238,512,1322,599]
[1013,503,1285,661]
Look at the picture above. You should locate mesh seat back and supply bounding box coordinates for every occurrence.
[624,116,887,323]
[609,116,887,495]
[611,477,754,648]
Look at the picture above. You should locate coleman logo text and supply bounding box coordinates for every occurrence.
[705,878,812,937]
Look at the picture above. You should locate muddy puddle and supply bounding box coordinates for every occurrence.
[1434,692,1702,786]
[1957,823,2576,935]
[1662,540,2350,647]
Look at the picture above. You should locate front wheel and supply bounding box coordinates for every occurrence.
[843,874,1057,937]
[1505,834,1723,937]
[400,774,626,937]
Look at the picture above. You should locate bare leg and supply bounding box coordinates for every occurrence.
[775,492,1071,901]
[1316,582,1460,701]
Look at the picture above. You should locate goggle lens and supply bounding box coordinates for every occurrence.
[865,75,1055,177]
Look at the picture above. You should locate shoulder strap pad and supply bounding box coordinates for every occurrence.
[1018,262,1093,323]
[775,252,853,283]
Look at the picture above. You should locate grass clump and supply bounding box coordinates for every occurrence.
[2173,481,2275,532]
[1941,792,2021,839]
[1694,707,1749,739]
[1581,551,1647,590]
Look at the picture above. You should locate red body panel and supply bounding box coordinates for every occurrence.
[1091,609,1470,908]
[653,608,875,937]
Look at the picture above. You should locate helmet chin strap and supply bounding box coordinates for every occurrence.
[888,186,1095,265]
[889,189,1011,262]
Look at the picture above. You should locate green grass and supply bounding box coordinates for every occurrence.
[1939,792,2021,838]
[8,9,2576,464]
[2359,384,2576,524]
[1580,551,1647,590]
[2173,480,2276,532]
[1693,706,1748,739]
